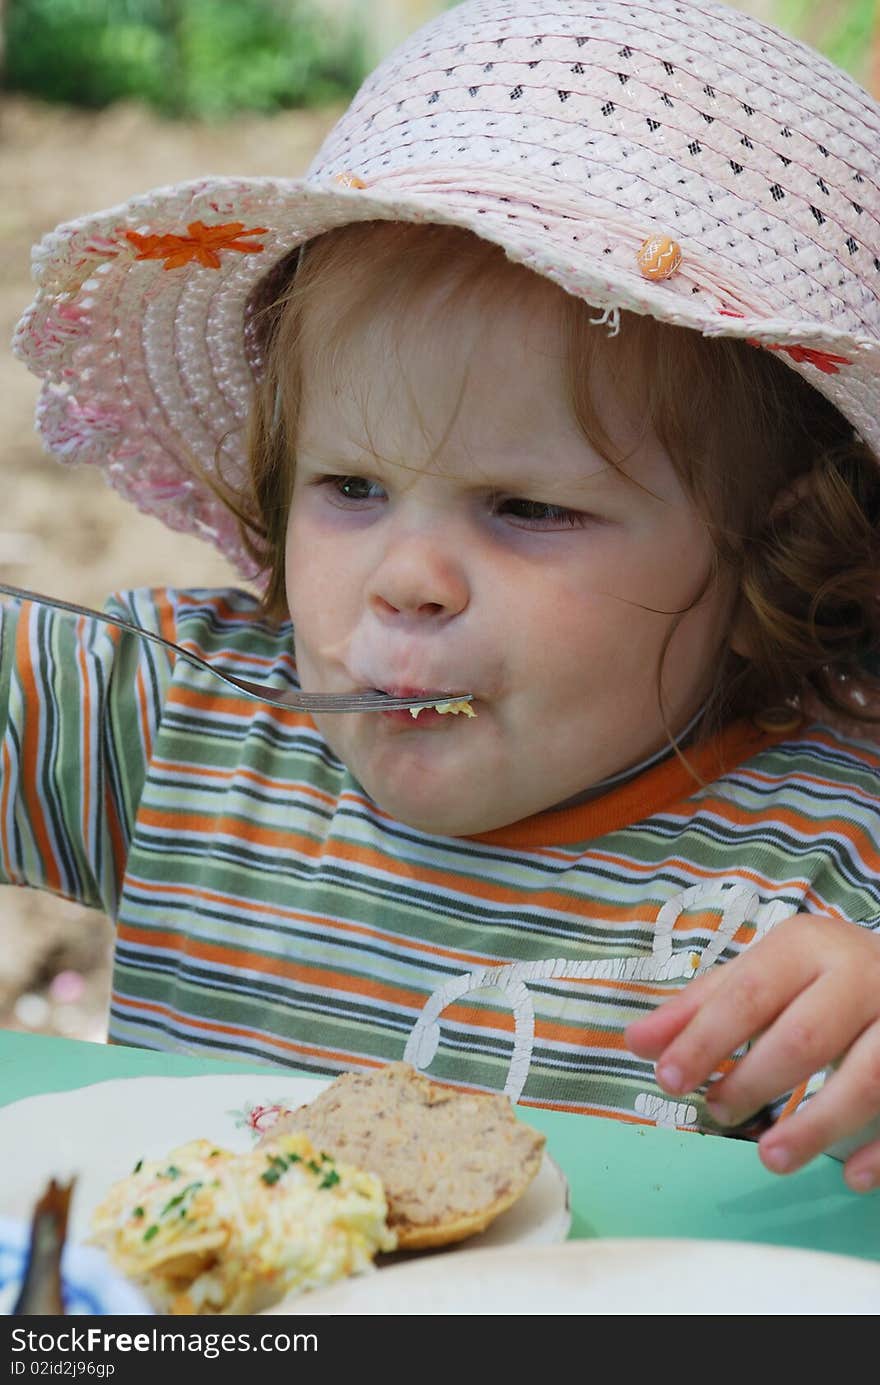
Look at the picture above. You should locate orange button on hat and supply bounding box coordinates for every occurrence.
[636,235,682,281]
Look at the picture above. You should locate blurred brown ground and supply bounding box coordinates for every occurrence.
[0,95,338,1041]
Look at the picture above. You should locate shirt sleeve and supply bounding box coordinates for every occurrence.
[0,590,173,916]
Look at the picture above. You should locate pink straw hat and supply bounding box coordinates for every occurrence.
[13,0,880,577]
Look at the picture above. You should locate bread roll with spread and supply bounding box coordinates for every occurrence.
[262,1062,545,1249]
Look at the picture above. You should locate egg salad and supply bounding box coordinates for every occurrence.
[89,1132,396,1315]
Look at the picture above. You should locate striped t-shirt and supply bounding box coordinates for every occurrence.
[2,587,879,1133]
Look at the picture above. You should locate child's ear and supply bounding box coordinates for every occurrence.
[767,470,815,523]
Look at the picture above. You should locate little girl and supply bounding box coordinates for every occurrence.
[5,0,880,1192]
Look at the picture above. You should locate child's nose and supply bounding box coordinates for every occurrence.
[367,533,469,621]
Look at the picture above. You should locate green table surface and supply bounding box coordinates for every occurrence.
[2,1029,879,1264]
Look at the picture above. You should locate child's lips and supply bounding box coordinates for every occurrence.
[381,685,445,699]
[364,679,470,699]
[372,684,477,725]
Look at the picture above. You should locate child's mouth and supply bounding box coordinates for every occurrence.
[375,686,476,725]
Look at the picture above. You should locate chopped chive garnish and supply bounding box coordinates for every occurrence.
[319,1169,341,1190]
[132,1206,145,1218]
[307,1160,321,1174]
[159,1165,181,1179]
[143,1224,159,1242]
[132,1159,143,1174]
[259,1150,306,1185]
[161,1181,203,1216]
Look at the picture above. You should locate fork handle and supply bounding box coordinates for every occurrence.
[0,583,473,713]
[0,581,317,706]
[0,581,219,677]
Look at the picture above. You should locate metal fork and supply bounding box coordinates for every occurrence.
[0,583,473,715]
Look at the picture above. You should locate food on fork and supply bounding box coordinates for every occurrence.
[89,1133,395,1315]
[261,1062,545,1249]
[410,698,476,719]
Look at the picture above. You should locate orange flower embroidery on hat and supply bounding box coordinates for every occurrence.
[755,342,852,375]
[124,220,268,271]
[334,172,367,188]
[718,312,851,375]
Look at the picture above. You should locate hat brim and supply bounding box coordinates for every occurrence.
[14,172,880,577]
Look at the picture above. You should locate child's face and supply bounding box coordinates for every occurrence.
[285,277,737,836]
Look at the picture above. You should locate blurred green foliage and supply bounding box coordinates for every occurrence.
[3,0,369,117]
[776,0,877,87]
[2,1,875,118]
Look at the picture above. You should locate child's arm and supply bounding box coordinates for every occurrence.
[0,591,171,916]
[625,913,880,1191]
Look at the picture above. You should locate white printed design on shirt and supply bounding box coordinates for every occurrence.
[404,881,797,1119]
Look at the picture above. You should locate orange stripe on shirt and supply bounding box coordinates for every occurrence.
[132,805,670,921]
[150,756,338,809]
[116,923,432,1012]
[121,876,508,969]
[110,990,389,1069]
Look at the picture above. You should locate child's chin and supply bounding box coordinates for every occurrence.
[369,782,496,837]
[381,798,484,836]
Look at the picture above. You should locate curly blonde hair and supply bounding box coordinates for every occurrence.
[215,220,880,739]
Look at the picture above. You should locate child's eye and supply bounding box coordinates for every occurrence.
[321,475,386,503]
[497,498,588,529]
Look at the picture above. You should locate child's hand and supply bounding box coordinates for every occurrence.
[624,914,880,1192]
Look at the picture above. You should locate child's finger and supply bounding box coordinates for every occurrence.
[843,1135,880,1195]
[757,1019,880,1179]
[704,971,861,1128]
[624,969,723,1057]
[643,948,817,1098]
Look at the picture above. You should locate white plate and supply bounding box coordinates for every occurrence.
[280,1238,880,1315]
[0,1074,570,1306]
